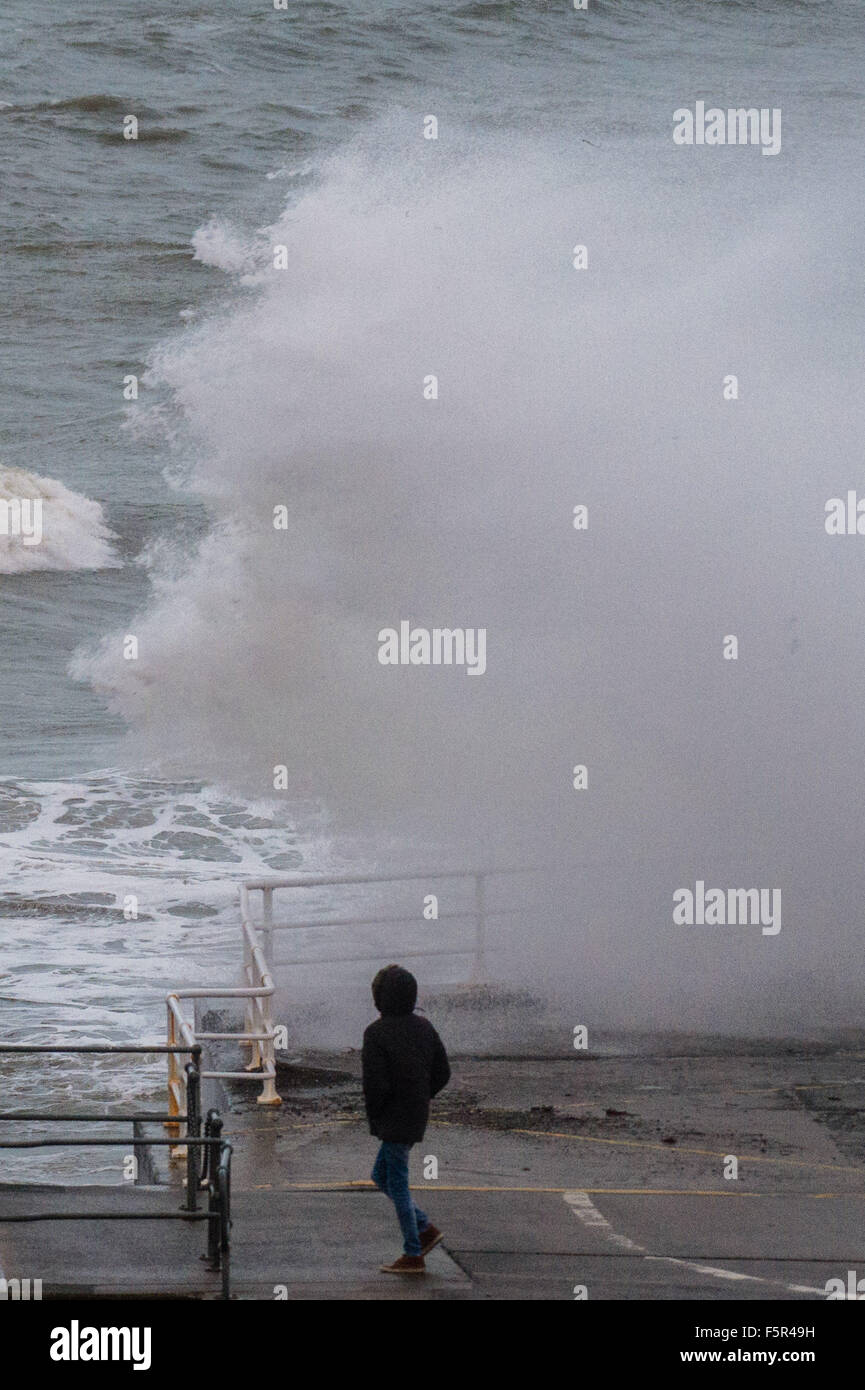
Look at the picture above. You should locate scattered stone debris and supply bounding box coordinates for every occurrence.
[274,1062,356,1089]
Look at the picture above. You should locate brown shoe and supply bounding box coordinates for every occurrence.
[419,1224,443,1255]
[380,1254,426,1275]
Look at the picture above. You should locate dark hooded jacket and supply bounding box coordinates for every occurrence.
[362,965,450,1144]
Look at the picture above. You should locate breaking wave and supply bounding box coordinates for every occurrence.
[0,466,120,575]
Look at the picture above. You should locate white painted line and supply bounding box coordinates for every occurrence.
[563,1190,826,1297]
[645,1256,826,1297]
[563,1190,645,1253]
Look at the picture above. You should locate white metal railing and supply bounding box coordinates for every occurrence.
[168,867,527,1109]
[240,868,497,984]
[166,918,280,1118]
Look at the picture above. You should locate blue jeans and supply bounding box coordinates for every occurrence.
[371,1141,429,1257]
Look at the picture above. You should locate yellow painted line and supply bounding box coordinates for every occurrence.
[246,1181,865,1197]
[432,1119,859,1171]
[731,1081,865,1096]
[237,1114,857,1172]
[286,1120,356,1130]
[224,1117,357,1136]
[491,1080,865,1106]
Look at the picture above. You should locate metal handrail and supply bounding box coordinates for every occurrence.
[165,866,529,1108]
[166,917,280,1118]
[207,1124,232,1300]
[0,1138,233,1299]
[0,1043,234,1297]
[0,1041,203,1145]
[0,1043,199,1053]
[0,1113,188,1122]
[241,868,494,982]
[239,866,535,889]
[0,1045,203,1209]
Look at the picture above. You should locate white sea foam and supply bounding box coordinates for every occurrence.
[0,771,331,1179]
[0,467,119,575]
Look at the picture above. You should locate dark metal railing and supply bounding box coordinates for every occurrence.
[0,1042,233,1298]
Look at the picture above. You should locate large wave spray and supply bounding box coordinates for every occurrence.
[75,118,865,1030]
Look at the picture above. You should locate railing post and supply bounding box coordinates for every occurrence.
[470,873,486,983]
[219,1142,232,1300]
[165,1002,182,1138]
[205,1135,231,1290]
[242,923,264,1075]
[257,996,281,1107]
[206,1169,220,1269]
[202,1109,222,1187]
[202,1112,226,1276]
[183,1056,201,1214]
[262,886,274,973]
[241,908,256,1062]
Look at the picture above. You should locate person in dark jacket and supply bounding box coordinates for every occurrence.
[362,963,451,1274]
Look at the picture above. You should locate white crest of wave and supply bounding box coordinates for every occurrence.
[191,219,259,275]
[0,466,119,575]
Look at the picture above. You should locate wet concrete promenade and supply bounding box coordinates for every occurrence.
[3,1037,864,1300]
